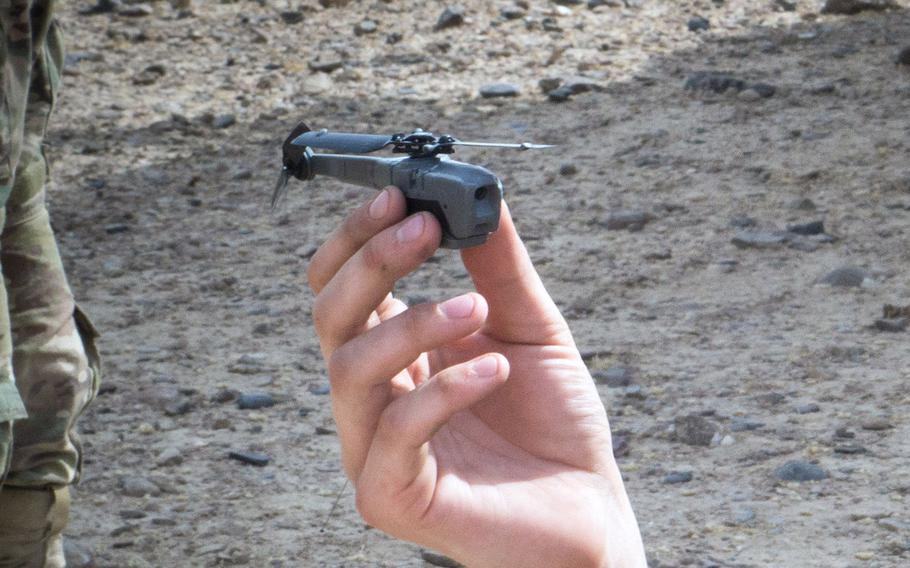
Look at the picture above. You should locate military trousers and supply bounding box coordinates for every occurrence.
[0,0,101,497]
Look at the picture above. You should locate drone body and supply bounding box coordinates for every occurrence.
[275,122,550,249]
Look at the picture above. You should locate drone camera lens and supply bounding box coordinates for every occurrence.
[474,186,488,201]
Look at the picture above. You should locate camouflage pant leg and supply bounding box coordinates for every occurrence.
[0,0,101,490]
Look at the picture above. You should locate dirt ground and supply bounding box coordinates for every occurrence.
[43,0,909,566]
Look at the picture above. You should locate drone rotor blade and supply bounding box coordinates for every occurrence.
[447,141,555,150]
[271,168,290,210]
[291,130,393,154]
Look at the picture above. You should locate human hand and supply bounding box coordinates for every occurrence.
[307,186,646,568]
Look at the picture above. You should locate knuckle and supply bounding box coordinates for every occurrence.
[354,487,385,528]
[311,293,333,337]
[326,348,354,390]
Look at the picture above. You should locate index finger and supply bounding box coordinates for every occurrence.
[460,201,570,344]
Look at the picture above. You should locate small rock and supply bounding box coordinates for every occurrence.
[731,231,788,250]
[687,16,710,32]
[539,77,563,93]
[673,415,718,447]
[279,10,304,25]
[559,163,578,176]
[308,383,330,395]
[119,476,162,497]
[874,318,907,333]
[104,223,130,234]
[834,443,867,455]
[796,403,820,414]
[212,114,236,129]
[685,72,747,94]
[547,85,574,102]
[790,197,817,211]
[354,20,377,36]
[308,56,344,73]
[78,0,120,15]
[729,215,756,228]
[819,266,872,288]
[835,426,855,439]
[664,471,694,484]
[118,4,152,17]
[156,447,184,467]
[228,451,270,467]
[434,5,465,31]
[861,419,893,431]
[787,220,825,235]
[604,210,654,231]
[731,419,764,432]
[236,392,275,410]
[821,0,898,15]
[897,46,910,66]
[479,83,520,98]
[774,460,828,482]
[594,366,634,387]
[733,507,757,525]
[300,73,333,95]
[500,5,526,19]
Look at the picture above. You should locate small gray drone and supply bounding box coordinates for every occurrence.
[274,122,552,248]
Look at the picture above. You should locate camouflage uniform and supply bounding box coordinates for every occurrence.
[0,1,101,566]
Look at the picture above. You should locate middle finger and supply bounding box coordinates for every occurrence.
[312,211,441,356]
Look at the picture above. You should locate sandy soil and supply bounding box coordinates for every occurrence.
[42,0,910,566]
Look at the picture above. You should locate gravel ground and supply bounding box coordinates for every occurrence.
[42,0,910,566]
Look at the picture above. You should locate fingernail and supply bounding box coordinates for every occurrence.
[369,189,389,219]
[396,214,425,243]
[440,294,475,319]
[472,355,499,378]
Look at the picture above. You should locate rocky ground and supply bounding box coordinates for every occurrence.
[41,0,910,566]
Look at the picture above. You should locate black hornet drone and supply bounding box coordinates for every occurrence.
[274,122,552,248]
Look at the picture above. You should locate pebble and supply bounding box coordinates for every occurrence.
[308,56,344,73]
[729,215,756,228]
[236,392,275,410]
[212,114,236,129]
[78,0,120,15]
[104,223,131,234]
[874,318,907,332]
[228,451,270,467]
[861,419,893,431]
[790,197,817,211]
[687,17,710,32]
[673,415,718,447]
[796,403,820,414]
[308,383,331,395]
[119,4,152,17]
[279,11,304,25]
[156,447,184,467]
[604,210,654,231]
[731,230,788,249]
[500,5,526,19]
[594,366,634,387]
[664,471,694,484]
[733,507,757,525]
[559,163,578,176]
[819,266,872,288]
[834,443,867,455]
[479,83,520,98]
[821,0,898,15]
[435,6,465,31]
[354,20,377,36]
[730,419,764,432]
[897,46,910,65]
[774,460,828,482]
[119,476,162,497]
[787,220,825,235]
